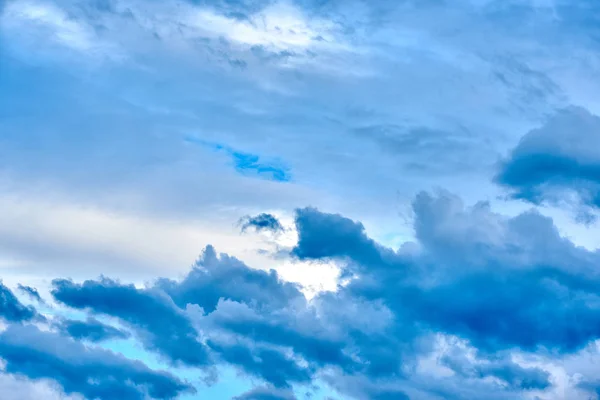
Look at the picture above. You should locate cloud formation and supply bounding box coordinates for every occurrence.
[0,282,37,323]
[3,0,600,399]
[497,107,600,220]
[240,213,285,234]
[17,284,45,304]
[51,277,211,367]
[0,190,595,399]
[293,192,600,353]
[0,324,193,400]
[56,317,130,343]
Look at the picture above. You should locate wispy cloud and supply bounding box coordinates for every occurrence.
[1,0,121,60]
[3,0,600,398]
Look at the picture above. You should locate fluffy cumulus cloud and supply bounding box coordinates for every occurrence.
[0,324,193,400]
[2,191,600,399]
[497,106,600,221]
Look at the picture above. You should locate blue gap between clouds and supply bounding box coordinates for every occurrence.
[185,136,291,183]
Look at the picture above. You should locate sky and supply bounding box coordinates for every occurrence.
[1,0,600,399]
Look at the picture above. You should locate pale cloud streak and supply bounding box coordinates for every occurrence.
[0,0,121,60]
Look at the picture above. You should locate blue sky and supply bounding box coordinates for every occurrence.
[1,0,600,399]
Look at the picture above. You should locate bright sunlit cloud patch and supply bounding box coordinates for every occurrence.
[1,0,120,60]
[185,2,338,50]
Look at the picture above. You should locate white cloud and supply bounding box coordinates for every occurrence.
[0,191,263,280]
[0,373,82,400]
[0,188,343,299]
[183,2,339,51]
[1,0,120,60]
[3,0,94,50]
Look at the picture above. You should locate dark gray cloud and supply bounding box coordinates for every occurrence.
[218,314,351,371]
[292,207,399,271]
[496,107,600,217]
[204,299,354,377]
[240,213,284,234]
[57,317,130,343]
[0,324,193,400]
[0,282,37,323]
[5,0,600,397]
[208,340,312,388]
[293,191,600,354]
[51,277,210,367]
[22,191,600,399]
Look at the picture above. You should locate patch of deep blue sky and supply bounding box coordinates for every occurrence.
[2,0,600,399]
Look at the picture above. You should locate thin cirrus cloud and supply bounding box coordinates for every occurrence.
[2,0,600,399]
[0,0,121,61]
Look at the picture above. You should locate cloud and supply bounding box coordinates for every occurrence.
[232,385,297,400]
[6,1,600,398]
[292,191,600,354]
[292,207,395,269]
[17,284,44,304]
[0,282,37,323]
[0,190,295,283]
[207,339,311,388]
[159,248,345,388]
[0,324,193,400]
[240,213,285,233]
[6,0,598,286]
[204,299,353,375]
[23,190,600,398]
[182,1,342,51]
[0,0,118,60]
[0,373,83,400]
[51,277,210,367]
[2,1,95,51]
[157,245,305,314]
[441,350,550,391]
[56,317,130,343]
[351,124,493,174]
[496,106,600,218]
